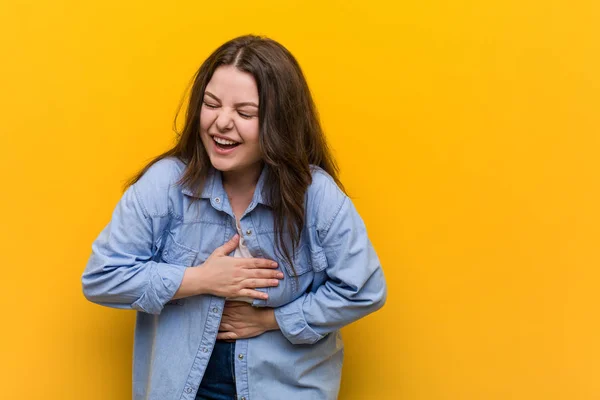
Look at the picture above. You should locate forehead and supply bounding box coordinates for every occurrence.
[205,65,258,101]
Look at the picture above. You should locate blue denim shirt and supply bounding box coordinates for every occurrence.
[82,158,386,400]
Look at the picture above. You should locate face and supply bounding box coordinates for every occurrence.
[200,65,261,178]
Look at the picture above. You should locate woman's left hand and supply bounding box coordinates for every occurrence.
[217,301,279,340]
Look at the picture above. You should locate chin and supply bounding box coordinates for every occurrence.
[208,157,237,172]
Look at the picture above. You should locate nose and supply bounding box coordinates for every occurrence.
[215,110,234,133]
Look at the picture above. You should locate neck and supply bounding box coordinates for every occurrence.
[222,163,263,196]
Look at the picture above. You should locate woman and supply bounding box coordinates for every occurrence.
[82,35,386,400]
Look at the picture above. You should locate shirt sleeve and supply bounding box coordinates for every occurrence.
[81,183,186,315]
[274,195,387,345]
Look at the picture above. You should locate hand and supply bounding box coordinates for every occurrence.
[196,234,284,300]
[217,301,279,340]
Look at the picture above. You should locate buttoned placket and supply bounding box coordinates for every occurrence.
[181,179,265,399]
[232,210,261,400]
[180,295,225,399]
[180,193,235,400]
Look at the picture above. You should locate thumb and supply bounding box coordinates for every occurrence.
[215,234,240,256]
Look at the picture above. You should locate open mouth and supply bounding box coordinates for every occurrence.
[213,136,241,150]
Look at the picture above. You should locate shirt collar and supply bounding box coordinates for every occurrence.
[181,165,272,207]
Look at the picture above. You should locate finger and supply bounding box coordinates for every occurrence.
[217,331,238,340]
[243,278,280,289]
[249,269,285,280]
[219,323,234,331]
[214,234,240,256]
[238,289,269,300]
[244,259,278,269]
[224,301,247,308]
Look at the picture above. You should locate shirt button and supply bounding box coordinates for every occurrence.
[185,387,193,394]
[246,229,252,235]
[212,307,219,313]
[203,348,209,353]
[241,397,246,400]
[238,354,244,360]
[163,250,169,256]
[214,197,221,203]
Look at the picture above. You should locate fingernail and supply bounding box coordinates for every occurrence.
[271,262,278,267]
[272,280,279,285]
[277,273,284,279]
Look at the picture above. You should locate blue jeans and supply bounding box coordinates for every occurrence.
[195,341,237,400]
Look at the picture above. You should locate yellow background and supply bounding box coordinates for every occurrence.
[1,0,598,399]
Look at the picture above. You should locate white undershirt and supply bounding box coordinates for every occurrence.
[226,222,254,303]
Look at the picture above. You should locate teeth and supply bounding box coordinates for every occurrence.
[213,136,238,145]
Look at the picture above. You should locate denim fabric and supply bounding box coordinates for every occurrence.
[82,157,387,400]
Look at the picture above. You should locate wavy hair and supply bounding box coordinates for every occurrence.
[127,35,344,275]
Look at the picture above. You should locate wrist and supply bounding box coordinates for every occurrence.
[172,266,207,300]
[192,266,210,296]
[262,308,280,331]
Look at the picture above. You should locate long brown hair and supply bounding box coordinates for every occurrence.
[127,35,344,275]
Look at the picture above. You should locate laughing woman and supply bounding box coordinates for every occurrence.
[82,35,386,400]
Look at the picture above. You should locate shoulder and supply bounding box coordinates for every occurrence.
[306,165,348,231]
[307,165,345,201]
[131,157,186,218]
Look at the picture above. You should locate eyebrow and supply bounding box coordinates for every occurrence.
[204,91,259,108]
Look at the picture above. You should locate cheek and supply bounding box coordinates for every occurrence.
[199,109,213,132]
[239,120,260,143]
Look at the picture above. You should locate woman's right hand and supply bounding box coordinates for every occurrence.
[192,234,283,300]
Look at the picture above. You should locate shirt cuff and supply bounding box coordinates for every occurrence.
[131,262,187,315]
[274,296,324,345]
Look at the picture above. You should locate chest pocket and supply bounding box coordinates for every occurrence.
[160,232,199,267]
[281,244,313,277]
[256,245,314,307]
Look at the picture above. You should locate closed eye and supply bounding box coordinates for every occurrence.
[203,101,219,109]
[238,111,255,119]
